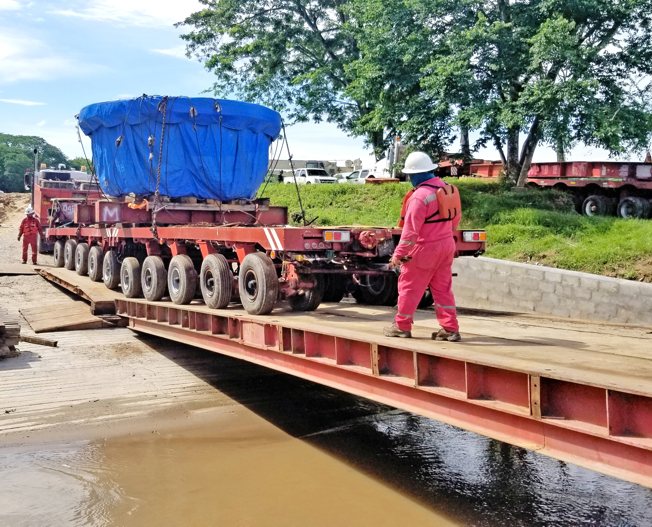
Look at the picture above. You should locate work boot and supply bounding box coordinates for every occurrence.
[432,328,461,342]
[21,261,26,264]
[383,324,412,338]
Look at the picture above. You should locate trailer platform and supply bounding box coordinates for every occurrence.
[40,268,652,488]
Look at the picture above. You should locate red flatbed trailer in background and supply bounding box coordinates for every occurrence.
[38,180,486,315]
[526,161,652,218]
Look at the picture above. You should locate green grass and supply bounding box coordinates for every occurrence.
[259,179,652,282]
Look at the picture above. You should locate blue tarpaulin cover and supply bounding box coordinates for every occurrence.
[78,96,282,201]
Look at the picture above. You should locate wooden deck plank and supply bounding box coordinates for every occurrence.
[20,302,107,332]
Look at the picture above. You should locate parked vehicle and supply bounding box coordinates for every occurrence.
[338,169,373,184]
[284,168,337,184]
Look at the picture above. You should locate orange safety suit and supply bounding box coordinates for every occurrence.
[392,179,460,333]
[18,215,41,264]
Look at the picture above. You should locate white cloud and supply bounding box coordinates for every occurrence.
[151,46,188,60]
[0,98,46,106]
[0,0,21,11]
[36,120,47,127]
[50,0,203,27]
[0,29,103,84]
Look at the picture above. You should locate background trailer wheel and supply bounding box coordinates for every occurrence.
[87,246,104,282]
[617,196,651,219]
[200,254,233,309]
[63,239,78,270]
[582,195,614,217]
[74,242,90,276]
[141,256,167,301]
[167,254,197,305]
[238,252,279,315]
[102,249,121,290]
[53,240,65,267]
[288,275,325,312]
[322,274,346,303]
[120,257,142,298]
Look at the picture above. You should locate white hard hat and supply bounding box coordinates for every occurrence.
[402,151,438,174]
[25,206,34,215]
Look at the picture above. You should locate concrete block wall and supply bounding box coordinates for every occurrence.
[452,257,652,327]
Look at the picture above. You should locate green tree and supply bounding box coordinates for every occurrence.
[68,157,93,172]
[179,0,388,157]
[350,0,652,185]
[0,134,68,191]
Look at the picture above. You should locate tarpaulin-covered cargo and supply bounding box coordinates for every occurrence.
[78,95,282,201]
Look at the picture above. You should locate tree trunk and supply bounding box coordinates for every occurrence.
[505,127,520,185]
[516,118,541,187]
[460,124,471,162]
[370,130,384,161]
[555,136,565,162]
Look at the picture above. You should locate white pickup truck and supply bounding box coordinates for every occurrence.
[283,168,337,184]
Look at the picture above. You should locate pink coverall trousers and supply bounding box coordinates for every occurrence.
[394,237,458,332]
[22,234,38,264]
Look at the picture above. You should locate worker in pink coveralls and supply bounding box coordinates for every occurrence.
[383,152,461,342]
[17,205,41,265]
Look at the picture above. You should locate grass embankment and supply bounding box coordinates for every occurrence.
[259,179,652,282]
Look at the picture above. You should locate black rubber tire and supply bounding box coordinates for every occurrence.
[88,246,104,282]
[418,289,434,309]
[63,239,78,270]
[238,252,278,315]
[141,256,167,301]
[289,275,325,312]
[582,195,613,217]
[617,196,651,219]
[120,257,142,298]
[200,254,233,309]
[167,254,197,305]
[322,274,347,303]
[53,240,65,267]
[74,242,90,276]
[352,273,396,305]
[102,249,121,290]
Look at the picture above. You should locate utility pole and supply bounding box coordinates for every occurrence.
[31,147,38,207]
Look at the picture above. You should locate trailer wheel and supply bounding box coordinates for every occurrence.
[74,243,90,276]
[582,195,613,217]
[168,254,197,305]
[121,257,142,298]
[322,274,346,303]
[200,254,233,309]
[141,256,167,301]
[63,239,78,270]
[88,246,104,282]
[53,240,65,267]
[352,273,396,305]
[288,275,325,312]
[102,249,121,290]
[238,252,278,315]
[617,196,651,219]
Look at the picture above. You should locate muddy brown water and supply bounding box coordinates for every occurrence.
[2,349,652,527]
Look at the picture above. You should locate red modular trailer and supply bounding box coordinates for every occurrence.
[39,185,486,315]
[526,161,652,218]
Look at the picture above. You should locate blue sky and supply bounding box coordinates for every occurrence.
[0,0,642,166]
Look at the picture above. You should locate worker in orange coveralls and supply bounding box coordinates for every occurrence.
[17,205,41,265]
[383,152,461,342]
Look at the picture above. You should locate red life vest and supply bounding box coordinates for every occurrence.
[397,183,462,228]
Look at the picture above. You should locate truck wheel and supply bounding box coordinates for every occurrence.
[289,275,325,312]
[617,197,651,219]
[88,246,104,282]
[75,243,90,275]
[352,273,396,305]
[582,195,613,217]
[168,254,197,305]
[121,257,142,298]
[141,256,167,301]
[322,274,346,303]
[102,249,121,290]
[200,254,233,309]
[53,240,65,267]
[238,252,278,315]
[63,239,78,270]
